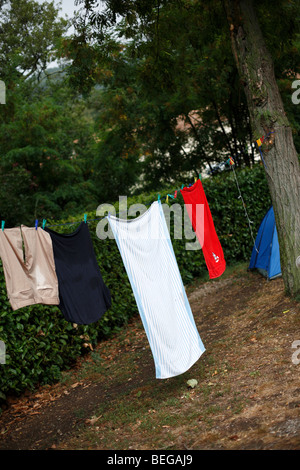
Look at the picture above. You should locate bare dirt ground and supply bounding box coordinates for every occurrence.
[0,264,299,450]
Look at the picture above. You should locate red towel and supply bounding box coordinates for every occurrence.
[180,179,226,279]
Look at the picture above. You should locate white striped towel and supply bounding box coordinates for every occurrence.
[107,200,205,379]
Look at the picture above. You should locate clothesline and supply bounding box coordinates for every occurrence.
[0,181,209,379]
[43,169,239,228]
[45,131,273,228]
[1,131,272,230]
[41,183,192,228]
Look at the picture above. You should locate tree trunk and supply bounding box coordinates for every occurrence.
[224,0,300,297]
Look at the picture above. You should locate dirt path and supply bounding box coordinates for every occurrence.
[0,265,299,450]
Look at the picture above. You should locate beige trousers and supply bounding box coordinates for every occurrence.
[0,226,59,310]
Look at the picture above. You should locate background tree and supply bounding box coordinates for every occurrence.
[71,0,300,296]
[68,0,257,190]
[0,0,68,90]
[223,0,300,296]
[70,0,300,179]
[0,0,99,226]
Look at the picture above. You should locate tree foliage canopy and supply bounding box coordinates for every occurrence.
[0,0,299,225]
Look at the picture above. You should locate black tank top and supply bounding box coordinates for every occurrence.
[45,222,111,325]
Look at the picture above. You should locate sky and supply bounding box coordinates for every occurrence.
[38,0,80,35]
[56,0,78,19]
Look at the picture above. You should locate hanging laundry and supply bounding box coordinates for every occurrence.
[45,222,111,325]
[107,201,205,379]
[181,179,226,279]
[0,225,59,310]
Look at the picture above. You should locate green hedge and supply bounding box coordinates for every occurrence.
[0,164,271,404]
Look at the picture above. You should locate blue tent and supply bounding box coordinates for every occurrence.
[248,206,281,280]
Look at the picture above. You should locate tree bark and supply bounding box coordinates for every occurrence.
[224,0,300,297]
